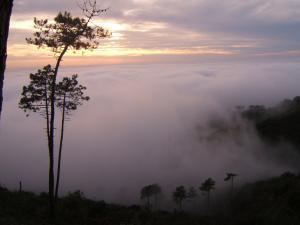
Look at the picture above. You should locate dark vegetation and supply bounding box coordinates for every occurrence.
[173,186,187,211]
[230,172,300,225]
[1,172,300,225]
[140,184,162,210]
[199,178,215,214]
[241,96,300,151]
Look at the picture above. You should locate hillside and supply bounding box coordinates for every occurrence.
[230,172,300,225]
[1,173,300,225]
[242,96,300,150]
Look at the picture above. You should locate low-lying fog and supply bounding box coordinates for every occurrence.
[1,61,300,205]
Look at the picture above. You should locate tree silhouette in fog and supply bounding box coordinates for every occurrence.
[55,75,89,202]
[19,68,89,217]
[140,184,162,210]
[224,173,237,199]
[0,0,14,117]
[25,0,110,218]
[173,186,187,211]
[151,184,162,210]
[199,178,215,213]
[187,186,197,199]
[19,65,54,124]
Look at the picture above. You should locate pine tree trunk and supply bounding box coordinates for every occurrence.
[19,181,22,193]
[0,0,13,118]
[154,194,158,210]
[48,45,68,220]
[231,177,234,194]
[147,196,150,209]
[55,94,66,202]
[207,191,210,214]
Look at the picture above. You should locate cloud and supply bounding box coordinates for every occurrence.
[113,0,300,52]
[7,0,300,66]
[1,62,300,203]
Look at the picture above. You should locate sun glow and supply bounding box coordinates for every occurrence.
[10,20,34,30]
[8,15,236,68]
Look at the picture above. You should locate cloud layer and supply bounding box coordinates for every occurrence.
[7,0,300,67]
[1,62,300,204]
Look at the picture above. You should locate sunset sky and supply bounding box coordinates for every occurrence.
[7,0,300,68]
[2,0,300,201]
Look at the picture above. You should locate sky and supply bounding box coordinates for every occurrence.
[7,0,300,68]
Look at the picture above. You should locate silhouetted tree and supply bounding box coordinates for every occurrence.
[19,181,22,193]
[224,173,237,198]
[187,186,198,209]
[187,186,197,199]
[25,0,110,218]
[151,184,162,210]
[173,186,187,211]
[55,75,89,202]
[0,0,14,117]
[199,178,215,213]
[19,65,54,135]
[187,186,197,202]
[19,66,89,217]
[141,185,152,209]
[140,184,162,210]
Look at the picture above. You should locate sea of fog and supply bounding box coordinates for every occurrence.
[1,61,300,204]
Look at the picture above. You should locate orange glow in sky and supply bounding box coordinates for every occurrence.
[7,15,236,69]
[7,0,300,69]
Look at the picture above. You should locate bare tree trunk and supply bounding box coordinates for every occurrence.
[0,0,13,118]
[207,191,210,214]
[48,45,68,219]
[154,194,158,210]
[19,181,22,193]
[179,200,182,211]
[55,93,66,202]
[44,80,50,140]
[230,177,234,198]
[146,196,150,209]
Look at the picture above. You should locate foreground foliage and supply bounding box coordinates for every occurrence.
[1,173,300,225]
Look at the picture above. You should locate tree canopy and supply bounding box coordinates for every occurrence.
[26,10,110,55]
[173,186,187,210]
[200,178,215,193]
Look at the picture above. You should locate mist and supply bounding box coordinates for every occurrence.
[1,61,300,205]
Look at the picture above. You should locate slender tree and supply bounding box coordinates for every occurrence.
[187,186,197,200]
[224,173,237,200]
[199,178,215,213]
[0,0,14,117]
[19,66,89,217]
[140,183,162,210]
[54,75,89,202]
[151,184,162,210]
[140,185,153,209]
[19,181,22,193]
[187,186,197,202]
[25,0,110,218]
[186,186,198,210]
[173,186,187,211]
